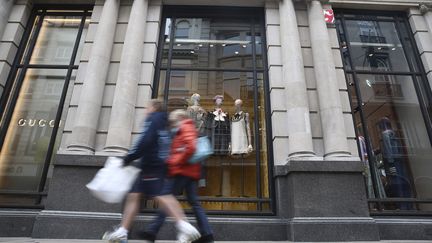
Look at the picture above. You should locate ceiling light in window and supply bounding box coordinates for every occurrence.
[222,44,226,47]
[177,43,181,46]
[368,53,374,57]
[198,44,203,47]
[209,44,214,47]
[191,50,195,54]
[235,51,239,55]
[366,79,373,87]
[377,47,382,50]
[242,45,247,48]
[391,47,396,51]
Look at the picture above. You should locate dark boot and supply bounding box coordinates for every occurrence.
[138,231,156,242]
[192,234,214,243]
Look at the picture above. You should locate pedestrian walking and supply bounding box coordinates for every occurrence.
[102,100,200,243]
[139,109,214,243]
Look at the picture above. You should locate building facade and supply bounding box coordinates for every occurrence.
[1,0,432,241]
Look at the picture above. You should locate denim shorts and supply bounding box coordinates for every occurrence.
[159,176,191,196]
[129,172,165,197]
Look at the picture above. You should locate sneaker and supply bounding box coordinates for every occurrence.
[102,228,128,243]
[176,220,201,243]
[177,232,189,243]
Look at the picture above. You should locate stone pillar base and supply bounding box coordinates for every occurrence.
[275,159,380,241]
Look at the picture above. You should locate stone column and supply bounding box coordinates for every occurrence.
[308,0,350,158]
[104,0,148,154]
[67,0,120,154]
[279,0,315,158]
[0,0,14,39]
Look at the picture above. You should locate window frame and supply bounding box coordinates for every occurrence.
[0,5,92,208]
[152,6,275,215]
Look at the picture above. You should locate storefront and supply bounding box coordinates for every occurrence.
[0,0,432,241]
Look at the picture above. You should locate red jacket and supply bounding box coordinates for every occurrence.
[167,119,201,180]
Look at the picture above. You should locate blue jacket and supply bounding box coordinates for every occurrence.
[124,111,169,170]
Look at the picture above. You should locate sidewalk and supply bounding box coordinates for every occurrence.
[1,239,432,243]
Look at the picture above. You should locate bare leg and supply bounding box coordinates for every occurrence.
[155,194,185,221]
[120,193,142,230]
[155,194,201,242]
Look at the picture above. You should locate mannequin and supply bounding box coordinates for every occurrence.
[230,99,253,197]
[187,93,207,134]
[379,117,413,209]
[204,95,230,196]
[205,95,230,155]
[231,99,253,155]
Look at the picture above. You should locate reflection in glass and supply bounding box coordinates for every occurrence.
[0,69,67,191]
[30,16,82,65]
[0,9,89,206]
[162,18,261,69]
[337,13,432,212]
[354,74,432,211]
[344,20,410,72]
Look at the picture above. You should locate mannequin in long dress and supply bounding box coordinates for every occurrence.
[231,99,253,155]
[205,95,230,196]
[230,99,253,196]
[187,93,207,187]
[187,93,206,135]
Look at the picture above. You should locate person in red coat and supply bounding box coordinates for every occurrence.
[140,109,214,243]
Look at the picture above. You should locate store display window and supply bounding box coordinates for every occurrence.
[0,7,91,207]
[152,6,273,213]
[336,11,432,213]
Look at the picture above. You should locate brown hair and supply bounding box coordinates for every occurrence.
[148,99,165,112]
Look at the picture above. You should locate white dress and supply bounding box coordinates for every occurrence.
[230,111,249,155]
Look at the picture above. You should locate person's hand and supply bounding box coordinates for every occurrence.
[247,145,253,153]
[122,157,131,167]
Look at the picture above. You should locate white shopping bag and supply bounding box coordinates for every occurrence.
[86,157,141,203]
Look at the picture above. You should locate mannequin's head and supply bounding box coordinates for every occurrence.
[191,93,200,105]
[234,99,243,111]
[378,117,392,131]
[213,95,224,106]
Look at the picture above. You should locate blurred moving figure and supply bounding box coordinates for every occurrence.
[140,109,214,243]
[102,100,200,243]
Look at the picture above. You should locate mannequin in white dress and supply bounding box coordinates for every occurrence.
[230,99,253,197]
[230,99,253,155]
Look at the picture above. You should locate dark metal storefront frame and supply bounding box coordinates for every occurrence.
[0,5,92,208]
[152,6,275,215]
[335,10,432,216]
